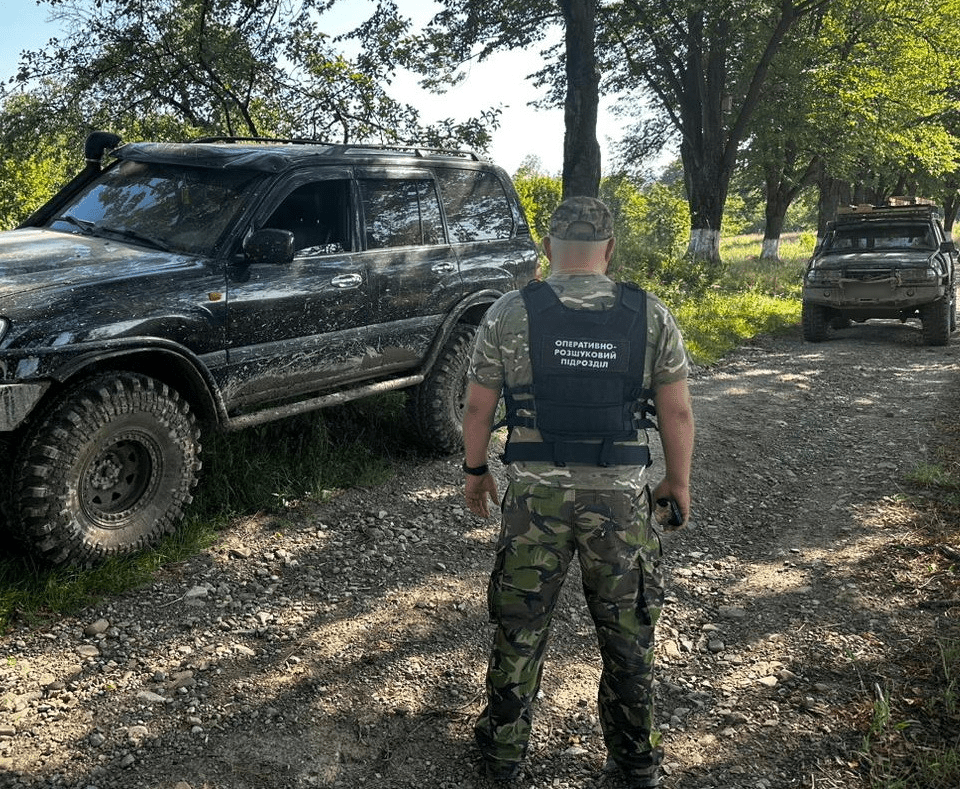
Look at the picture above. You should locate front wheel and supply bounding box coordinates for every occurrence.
[12,373,201,566]
[920,297,951,346]
[406,324,477,455]
[950,286,957,333]
[801,301,830,342]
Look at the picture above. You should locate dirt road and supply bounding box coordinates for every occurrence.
[1,320,959,789]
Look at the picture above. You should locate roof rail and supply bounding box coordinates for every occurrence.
[191,136,481,161]
[836,203,940,220]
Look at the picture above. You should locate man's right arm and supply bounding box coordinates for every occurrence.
[652,378,695,525]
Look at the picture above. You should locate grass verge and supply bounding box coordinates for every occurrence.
[0,394,413,630]
[855,430,960,788]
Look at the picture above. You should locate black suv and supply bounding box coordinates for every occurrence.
[0,133,537,564]
[802,202,957,345]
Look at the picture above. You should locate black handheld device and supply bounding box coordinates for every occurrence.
[656,497,683,528]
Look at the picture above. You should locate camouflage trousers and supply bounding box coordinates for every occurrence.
[475,480,664,772]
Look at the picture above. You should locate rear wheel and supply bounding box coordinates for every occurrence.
[920,297,951,346]
[801,302,830,342]
[12,373,201,566]
[406,324,476,455]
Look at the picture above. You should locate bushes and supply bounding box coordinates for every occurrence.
[511,167,810,366]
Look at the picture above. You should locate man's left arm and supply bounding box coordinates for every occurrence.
[463,381,501,518]
[652,378,695,525]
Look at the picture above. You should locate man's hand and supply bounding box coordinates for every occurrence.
[462,381,501,518]
[653,378,694,529]
[652,478,689,530]
[466,472,500,518]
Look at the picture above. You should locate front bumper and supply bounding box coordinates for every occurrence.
[802,280,946,311]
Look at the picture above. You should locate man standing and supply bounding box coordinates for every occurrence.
[462,197,694,787]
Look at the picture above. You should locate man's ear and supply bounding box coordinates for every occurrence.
[604,237,616,262]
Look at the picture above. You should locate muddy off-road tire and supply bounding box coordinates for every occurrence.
[801,301,830,342]
[12,373,201,566]
[407,324,476,455]
[920,296,951,346]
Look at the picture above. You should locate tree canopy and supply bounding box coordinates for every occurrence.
[2,0,498,148]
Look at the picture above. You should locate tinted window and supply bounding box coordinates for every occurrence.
[264,180,353,255]
[437,169,513,242]
[359,179,444,249]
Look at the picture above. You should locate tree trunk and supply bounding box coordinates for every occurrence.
[941,191,960,233]
[682,142,728,263]
[816,176,852,239]
[560,0,601,199]
[760,151,819,261]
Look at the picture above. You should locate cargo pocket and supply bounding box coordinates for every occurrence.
[486,488,513,623]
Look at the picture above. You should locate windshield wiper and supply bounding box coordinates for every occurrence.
[56,214,95,234]
[94,225,172,252]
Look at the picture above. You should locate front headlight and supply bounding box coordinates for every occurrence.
[806,267,836,284]
[902,268,939,281]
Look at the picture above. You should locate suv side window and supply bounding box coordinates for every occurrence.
[359,179,445,249]
[263,180,353,255]
[436,169,513,242]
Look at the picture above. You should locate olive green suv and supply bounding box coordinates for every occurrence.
[802,203,957,345]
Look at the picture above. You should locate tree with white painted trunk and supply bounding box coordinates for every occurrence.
[605,0,831,264]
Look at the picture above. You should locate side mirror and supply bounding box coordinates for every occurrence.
[243,229,295,264]
[940,240,957,254]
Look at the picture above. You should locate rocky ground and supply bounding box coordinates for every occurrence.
[1,320,960,789]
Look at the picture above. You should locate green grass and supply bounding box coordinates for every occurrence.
[671,289,801,366]
[0,394,412,629]
[653,231,812,366]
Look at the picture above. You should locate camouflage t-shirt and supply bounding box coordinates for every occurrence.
[468,273,689,490]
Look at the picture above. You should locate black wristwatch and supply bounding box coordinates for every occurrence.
[462,461,489,476]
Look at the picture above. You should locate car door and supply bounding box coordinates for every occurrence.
[217,169,380,411]
[355,169,462,372]
[434,166,536,294]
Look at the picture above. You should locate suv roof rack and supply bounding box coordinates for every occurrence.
[835,202,940,223]
[192,136,481,161]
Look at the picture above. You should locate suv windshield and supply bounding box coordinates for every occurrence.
[823,222,936,254]
[48,160,262,256]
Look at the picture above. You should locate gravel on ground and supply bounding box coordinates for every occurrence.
[1,320,959,789]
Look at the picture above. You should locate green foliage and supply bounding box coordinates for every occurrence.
[513,159,563,246]
[0,144,72,231]
[601,176,692,288]
[2,0,497,151]
[669,290,801,366]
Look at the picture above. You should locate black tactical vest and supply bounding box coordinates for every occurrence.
[499,279,656,467]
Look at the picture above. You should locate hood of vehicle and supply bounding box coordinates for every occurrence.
[812,249,935,269]
[0,228,200,298]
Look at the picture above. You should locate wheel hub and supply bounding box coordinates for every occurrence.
[81,433,158,521]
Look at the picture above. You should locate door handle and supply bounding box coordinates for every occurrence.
[331,273,362,289]
[431,262,456,274]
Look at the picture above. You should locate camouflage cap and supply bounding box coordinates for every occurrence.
[549,196,614,241]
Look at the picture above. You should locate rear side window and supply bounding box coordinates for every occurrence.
[359,179,444,249]
[437,169,514,243]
